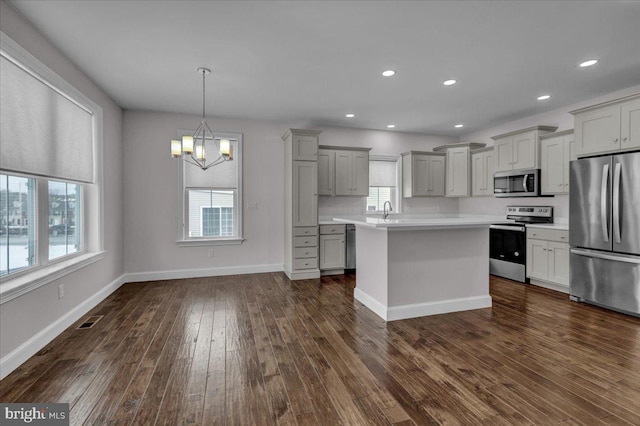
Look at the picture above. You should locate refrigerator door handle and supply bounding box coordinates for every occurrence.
[571,248,640,264]
[613,162,622,244]
[601,163,610,242]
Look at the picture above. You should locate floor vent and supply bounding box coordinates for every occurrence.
[77,315,104,329]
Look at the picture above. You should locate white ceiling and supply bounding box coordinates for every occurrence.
[8,1,640,136]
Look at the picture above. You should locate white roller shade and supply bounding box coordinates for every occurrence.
[184,139,238,188]
[0,55,94,183]
[369,159,397,187]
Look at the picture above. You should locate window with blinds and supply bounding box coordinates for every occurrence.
[182,134,243,242]
[366,157,398,213]
[0,32,101,283]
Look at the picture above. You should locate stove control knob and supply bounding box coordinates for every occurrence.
[514,251,520,257]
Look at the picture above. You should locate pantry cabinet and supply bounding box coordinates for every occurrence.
[492,126,557,172]
[540,130,574,195]
[401,151,445,197]
[571,94,640,157]
[283,129,321,280]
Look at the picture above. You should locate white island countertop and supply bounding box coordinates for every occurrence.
[332,214,510,230]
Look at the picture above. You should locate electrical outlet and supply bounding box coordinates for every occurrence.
[207,249,214,258]
[58,284,64,299]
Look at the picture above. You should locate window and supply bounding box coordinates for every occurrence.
[366,157,398,213]
[0,175,35,276]
[180,133,243,244]
[0,32,102,300]
[48,180,81,260]
[366,187,393,212]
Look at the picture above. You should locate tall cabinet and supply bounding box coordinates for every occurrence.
[283,129,320,280]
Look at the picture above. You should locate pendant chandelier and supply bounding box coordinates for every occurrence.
[170,67,232,170]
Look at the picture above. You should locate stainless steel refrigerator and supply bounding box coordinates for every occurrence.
[569,150,640,316]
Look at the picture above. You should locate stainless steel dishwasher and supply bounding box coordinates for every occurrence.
[345,224,356,273]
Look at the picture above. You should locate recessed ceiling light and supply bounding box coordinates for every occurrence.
[454,124,464,128]
[382,70,395,77]
[345,113,355,118]
[443,79,457,86]
[580,59,598,68]
[537,95,551,101]
[386,124,396,128]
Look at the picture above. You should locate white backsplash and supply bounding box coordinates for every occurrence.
[459,194,569,221]
[318,195,460,217]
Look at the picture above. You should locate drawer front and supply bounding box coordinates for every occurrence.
[293,226,318,237]
[294,246,318,259]
[293,258,318,270]
[320,224,346,235]
[293,236,318,247]
[527,228,569,243]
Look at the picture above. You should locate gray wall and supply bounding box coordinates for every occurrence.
[0,1,124,362]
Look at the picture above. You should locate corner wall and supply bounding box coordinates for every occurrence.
[0,1,125,376]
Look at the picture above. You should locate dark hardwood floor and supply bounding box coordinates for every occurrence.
[2,273,640,425]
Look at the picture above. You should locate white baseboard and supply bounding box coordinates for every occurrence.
[529,279,570,294]
[282,266,320,281]
[0,274,127,380]
[354,288,389,320]
[386,295,492,321]
[354,287,492,322]
[124,264,282,283]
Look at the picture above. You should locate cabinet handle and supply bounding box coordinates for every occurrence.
[532,233,537,236]
[614,138,619,143]
[560,236,566,239]
[558,184,563,187]
[623,137,628,142]
[542,248,547,251]
[304,240,309,244]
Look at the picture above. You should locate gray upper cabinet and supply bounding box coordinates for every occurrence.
[471,147,494,197]
[293,133,318,161]
[432,142,486,198]
[317,149,335,196]
[572,94,640,157]
[540,130,574,195]
[491,126,557,172]
[319,146,370,197]
[401,151,446,197]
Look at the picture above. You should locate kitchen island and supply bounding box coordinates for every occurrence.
[332,215,506,321]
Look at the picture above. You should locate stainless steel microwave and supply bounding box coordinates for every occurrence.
[494,169,540,197]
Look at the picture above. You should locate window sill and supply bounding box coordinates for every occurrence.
[0,251,105,304]
[176,238,244,247]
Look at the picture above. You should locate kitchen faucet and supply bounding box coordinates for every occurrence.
[383,201,393,219]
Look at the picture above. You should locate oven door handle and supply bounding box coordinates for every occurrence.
[490,225,525,232]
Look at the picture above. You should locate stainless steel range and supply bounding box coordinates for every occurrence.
[490,206,553,282]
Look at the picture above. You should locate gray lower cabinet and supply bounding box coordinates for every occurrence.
[526,228,569,290]
[319,224,346,271]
